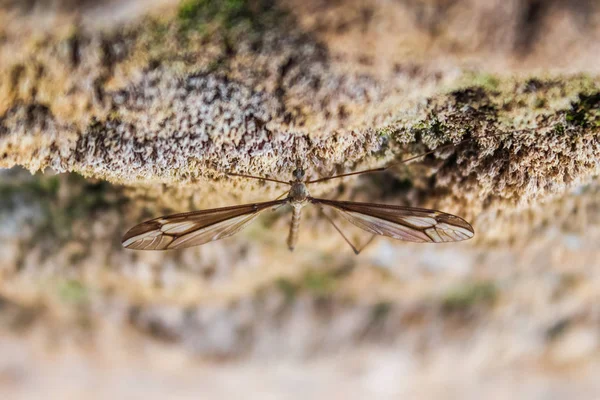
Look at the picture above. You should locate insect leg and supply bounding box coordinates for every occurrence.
[226,172,290,185]
[318,206,376,255]
[273,190,290,201]
[354,234,377,255]
[271,203,288,212]
[306,131,533,185]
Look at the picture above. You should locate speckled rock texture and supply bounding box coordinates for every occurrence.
[1,0,600,399]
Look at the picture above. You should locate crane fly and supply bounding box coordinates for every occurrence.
[122,133,512,254]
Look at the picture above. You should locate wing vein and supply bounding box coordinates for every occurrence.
[122,199,288,250]
[311,198,473,244]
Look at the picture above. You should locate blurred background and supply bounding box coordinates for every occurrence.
[0,0,599,398]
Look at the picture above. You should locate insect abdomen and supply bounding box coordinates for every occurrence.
[287,205,302,251]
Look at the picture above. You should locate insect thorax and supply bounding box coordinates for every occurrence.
[288,182,309,203]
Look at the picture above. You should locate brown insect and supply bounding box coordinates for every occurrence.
[122,134,505,254]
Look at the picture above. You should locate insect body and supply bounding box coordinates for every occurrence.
[287,168,310,250]
[122,161,475,254]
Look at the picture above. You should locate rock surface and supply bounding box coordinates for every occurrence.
[0,0,600,398]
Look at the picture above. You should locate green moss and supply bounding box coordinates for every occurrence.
[441,281,498,312]
[273,270,340,302]
[370,301,392,323]
[177,0,283,32]
[412,121,427,131]
[377,126,394,138]
[302,270,337,295]
[276,278,298,302]
[0,175,60,201]
[457,72,501,91]
[179,0,245,29]
[66,176,118,219]
[565,92,600,127]
[372,127,393,159]
[36,175,123,242]
[428,115,446,136]
[409,115,452,145]
[57,280,89,305]
[148,18,170,38]
[0,172,126,245]
[473,73,500,91]
[534,96,546,109]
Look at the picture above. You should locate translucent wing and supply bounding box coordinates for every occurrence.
[311,198,474,243]
[122,200,288,250]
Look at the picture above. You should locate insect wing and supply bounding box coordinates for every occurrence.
[122,199,287,250]
[311,198,474,243]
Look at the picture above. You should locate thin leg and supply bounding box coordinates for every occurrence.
[269,191,290,211]
[273,190,290,201]
[226,172,290,185]
[271,202,288,212]
[356,234,377,254]
[306,131,529,184]
[308,154,332,181]
[307,167,386,184]
[319,206,377,255]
